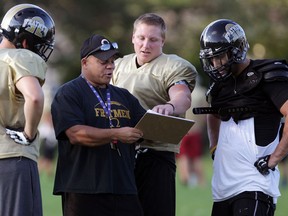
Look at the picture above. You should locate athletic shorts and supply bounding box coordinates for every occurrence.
[61,193,143,216]
[0,157,42,216]
[135,149,176,216]
[212,191,276,216]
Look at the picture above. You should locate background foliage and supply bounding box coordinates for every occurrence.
[1,0,288,86]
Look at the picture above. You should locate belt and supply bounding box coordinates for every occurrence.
[192,107,255,115]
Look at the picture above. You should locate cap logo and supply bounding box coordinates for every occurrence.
[22,17,48,38]
[101,39,110,45]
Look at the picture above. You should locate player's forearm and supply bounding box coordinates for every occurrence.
[270,101,288,167]
[207,114,220,149]
[169,96,191,115]
[168,84,192,115]
[23,94,44,139]
[270,118,288,167]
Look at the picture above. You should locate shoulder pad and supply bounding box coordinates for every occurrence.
[253,59,288,81]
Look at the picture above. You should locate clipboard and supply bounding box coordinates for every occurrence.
[135,110,195,144]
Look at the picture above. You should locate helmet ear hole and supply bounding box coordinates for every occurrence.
[231,47,241,61]
[233,40,249,63]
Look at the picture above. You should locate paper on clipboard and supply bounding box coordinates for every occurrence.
[135,110,195,144]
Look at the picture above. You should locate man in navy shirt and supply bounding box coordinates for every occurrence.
[51,34,146,216]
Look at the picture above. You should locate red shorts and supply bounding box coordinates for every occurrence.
[177,132,202,159]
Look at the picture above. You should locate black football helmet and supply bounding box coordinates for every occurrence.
[199,19,249,81]
[0,4,55,61]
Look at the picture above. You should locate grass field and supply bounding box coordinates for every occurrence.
[40,154,288,216]
[175,156,288,216]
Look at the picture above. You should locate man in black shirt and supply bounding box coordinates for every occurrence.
[197,19,288,216]
[51,34,145,216]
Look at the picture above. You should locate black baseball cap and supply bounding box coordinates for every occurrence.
[80,34,121,60]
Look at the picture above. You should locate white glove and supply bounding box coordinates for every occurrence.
[6,129,35,145]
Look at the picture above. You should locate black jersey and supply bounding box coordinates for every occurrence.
[209,59,288,145]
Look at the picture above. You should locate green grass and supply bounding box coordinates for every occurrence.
[176,155,288,216]
[40,155,288,216]
[40,171,61,216]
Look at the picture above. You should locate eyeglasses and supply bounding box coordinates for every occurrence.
[85,42,118,58]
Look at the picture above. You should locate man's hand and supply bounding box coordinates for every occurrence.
[114,127,143,144]
[152,103,174,115]
[6,129,35,145]
[254,155,275,176]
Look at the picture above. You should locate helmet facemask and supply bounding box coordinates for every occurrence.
[34,42,54,62]
[200,48,234,81]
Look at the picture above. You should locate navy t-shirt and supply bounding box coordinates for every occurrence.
[51,76,146,195]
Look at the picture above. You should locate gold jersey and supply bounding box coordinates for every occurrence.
[0,48,46,162]
[112,53,197,153]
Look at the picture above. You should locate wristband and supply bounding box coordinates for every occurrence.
[210,145,217,160]
[209,145,217,155]
[166,103,175,111]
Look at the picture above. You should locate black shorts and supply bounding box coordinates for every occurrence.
[0,157,42,216]
[61,193,143,216]
[135,149,176,216]
[212,191,276,216]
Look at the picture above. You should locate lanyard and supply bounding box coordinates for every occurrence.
[81,75,113,127]
[81,75,121,156]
